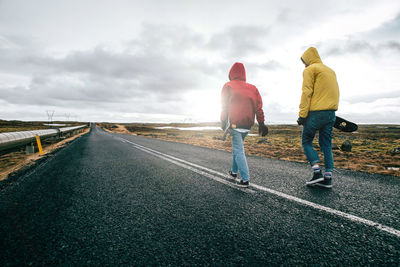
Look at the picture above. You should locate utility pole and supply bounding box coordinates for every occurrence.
[46,110,55,125]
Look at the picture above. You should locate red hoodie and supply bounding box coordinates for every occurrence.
[220,63,265,129]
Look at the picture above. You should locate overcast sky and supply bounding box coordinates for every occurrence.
[0,0,399,124]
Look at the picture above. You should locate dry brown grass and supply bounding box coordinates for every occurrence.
[0,120,82,133]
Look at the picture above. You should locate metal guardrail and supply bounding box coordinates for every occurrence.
[0,125,88,152]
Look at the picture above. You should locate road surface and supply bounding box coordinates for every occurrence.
[1,125,399,265]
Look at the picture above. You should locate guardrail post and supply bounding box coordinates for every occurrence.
[35,135,44,155]
[25,143,35,154]
[56,128,61,140]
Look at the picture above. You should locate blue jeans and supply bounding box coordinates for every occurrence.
[231,130,249,181]
[302,110,336,172]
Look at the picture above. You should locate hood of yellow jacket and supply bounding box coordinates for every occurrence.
[301,47,322,66]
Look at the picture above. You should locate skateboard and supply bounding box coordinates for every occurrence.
[334,116,358,132]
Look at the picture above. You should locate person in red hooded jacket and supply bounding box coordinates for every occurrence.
[221,62,268,187]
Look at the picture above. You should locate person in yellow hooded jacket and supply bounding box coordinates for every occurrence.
[297,47,339,188]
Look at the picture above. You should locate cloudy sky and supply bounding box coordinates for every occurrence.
[0,0,399,124]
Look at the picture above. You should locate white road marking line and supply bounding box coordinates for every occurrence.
[119,137,400,238]
[122,139,238,180]
[249,183,400,238]
[121,138,255,193]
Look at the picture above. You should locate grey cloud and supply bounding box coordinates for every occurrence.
[320,39,374,56]
[207,25,270,58]
[0,34,36,49]
[263,101,297,124]
[0,37,211,118]
[5,72,186,106]
[319,39,400,57]
[134,23,206,54]
[344,90,400,104]
[60,48,192,86]
[362,14,400,41]
[0,25,212,114]
[276,8,291,23]
[249,60,284,71]
[1,22,279,115]
[386,41,400,52]
[0,35,48,74]
[319,14,400,57]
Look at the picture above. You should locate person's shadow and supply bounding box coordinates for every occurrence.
[305,185,336,206]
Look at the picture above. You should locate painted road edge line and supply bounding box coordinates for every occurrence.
[250,183,400,238]
[118,137,400,239]
[121,139,238,181]
[122,139,255,193]
[119,137,237,180]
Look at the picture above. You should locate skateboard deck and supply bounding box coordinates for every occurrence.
[334,116,358,132]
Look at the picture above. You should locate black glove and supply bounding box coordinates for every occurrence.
[258,122,268,137]
[297,117,307,125]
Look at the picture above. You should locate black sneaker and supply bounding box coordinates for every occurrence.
[237,180,249,188]
[229,171,238,178]
[316,178,333,189]
[306,171,324,186]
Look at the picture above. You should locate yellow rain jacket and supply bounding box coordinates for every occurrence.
[299,47,339,118]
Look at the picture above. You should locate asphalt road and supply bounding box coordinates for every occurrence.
[1,125,399,266]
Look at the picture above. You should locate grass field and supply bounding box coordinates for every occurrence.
[100,122,400,177]
[0,120,82,133]
[1,120,399,178]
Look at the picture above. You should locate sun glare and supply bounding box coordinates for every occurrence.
[186,90,220,122]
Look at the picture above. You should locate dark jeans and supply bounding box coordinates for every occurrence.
[302,110,336,172]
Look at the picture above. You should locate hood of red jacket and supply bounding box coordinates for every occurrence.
[229,62,246,81]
